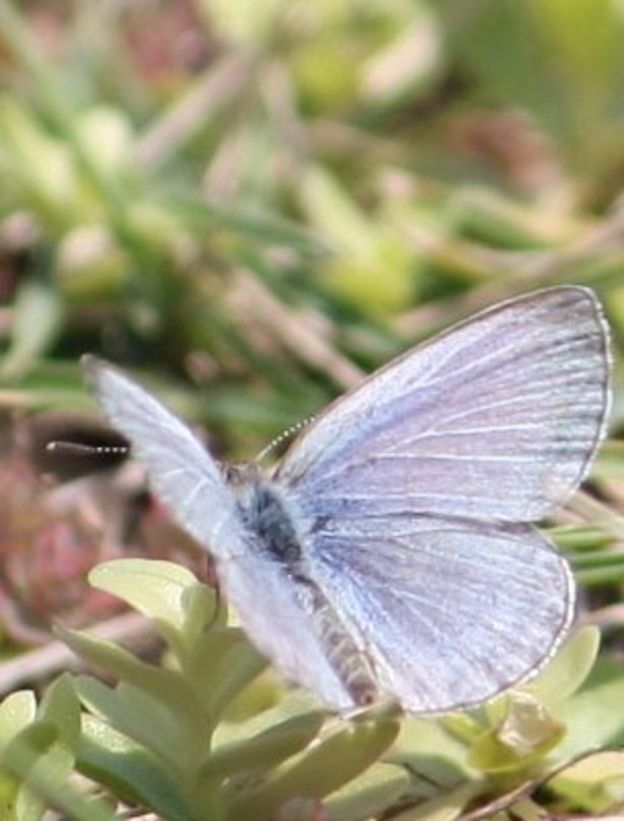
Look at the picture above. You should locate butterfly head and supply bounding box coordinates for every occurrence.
[222,461,262,489]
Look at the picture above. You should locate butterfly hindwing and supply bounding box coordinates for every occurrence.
[302,514,574,712]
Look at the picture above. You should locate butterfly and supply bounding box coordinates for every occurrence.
[83,286,611,714]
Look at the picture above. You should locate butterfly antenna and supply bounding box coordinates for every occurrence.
[46,441,130,456]
[255,414,317,464]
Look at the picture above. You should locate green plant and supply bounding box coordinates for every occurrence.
[1,557,623,820]
[1,1,624,817]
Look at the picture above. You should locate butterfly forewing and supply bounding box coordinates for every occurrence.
[83,356,353,709]
[83,356,238,555]
[276,287,610,523]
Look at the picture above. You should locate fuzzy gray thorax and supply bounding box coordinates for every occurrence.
[223,462,303,568]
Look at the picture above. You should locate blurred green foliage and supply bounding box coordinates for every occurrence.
[2,560,623,821]
[0,0,624,818]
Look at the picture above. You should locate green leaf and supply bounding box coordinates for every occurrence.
[324,762,409,821]
[38,674,81,749]
[89,561,225,670]
[196,0,288,49]
[448,0,576,147]
[204,710,325,779]
[190,627,267,718]
[13,729,72,821]
[75,676,204,772]
[220,667,286,722]
[182,583,227,652]
[89,559,212,639]
[1,280,63,380]
[169,195,327,255]
[13,786,44,821]
[300,166,377,259]
[446,0,624,170]
[1,721,114,821]
[553,657,624,759]
[522,626,600,706]
[0,693,39,821]
[0,693,37,751]
[227,716,399,820]
[12,676,83,820]
[76,713,191,821]
[57,626,206,734]
[215,690,325,748]
[389,781,482,821]
[572,549,624,586]
[593,439,624,479]
[391,715,471,782]
[0,96,80,225]
[549,750,624,812]
[0,695,36,820]
[469,692,565,773]
[361,10,443,105]
[537,0,624,99]
[549,524,614,552]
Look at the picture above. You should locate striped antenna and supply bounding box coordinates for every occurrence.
[255,414,317,464]
[46,441,130,456]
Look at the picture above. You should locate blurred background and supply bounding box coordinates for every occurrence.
[1,0,624,670]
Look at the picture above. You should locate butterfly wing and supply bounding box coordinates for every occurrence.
[83,355,239,554]
[276,287,610,523]
[212,542,353,709]
[304,514,574,712]
[83,356,353,710]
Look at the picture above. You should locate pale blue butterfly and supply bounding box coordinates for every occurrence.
[83,286,611,713]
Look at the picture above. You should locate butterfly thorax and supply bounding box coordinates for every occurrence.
[223,462,302,567]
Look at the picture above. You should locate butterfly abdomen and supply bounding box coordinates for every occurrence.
[301,581,379,706]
